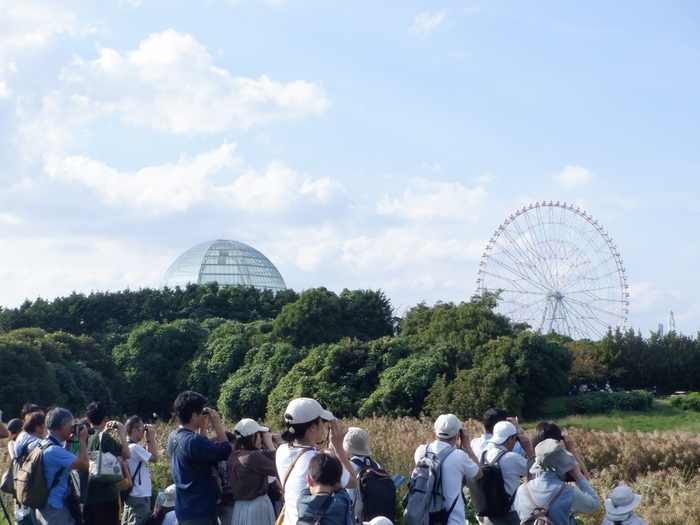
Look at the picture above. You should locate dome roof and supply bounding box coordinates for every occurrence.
[161,239,287,292]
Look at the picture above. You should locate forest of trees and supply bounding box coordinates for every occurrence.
[1,283,698,424]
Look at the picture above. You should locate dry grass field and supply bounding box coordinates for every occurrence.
[3,414,700,525]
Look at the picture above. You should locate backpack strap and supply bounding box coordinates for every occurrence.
[281,447,313,489]
[481,448,508,468]
[41,440,65,493]
[523,483,567,512]
[309,494,334,522]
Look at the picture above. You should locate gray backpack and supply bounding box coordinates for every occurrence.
[403,445,457,525]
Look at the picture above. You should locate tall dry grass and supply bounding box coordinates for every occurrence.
[2,418,700,525]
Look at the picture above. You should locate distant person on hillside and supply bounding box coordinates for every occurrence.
[471,408,525,458]
[600,486,646,525]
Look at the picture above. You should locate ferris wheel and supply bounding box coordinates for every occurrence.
[476,201,629,340]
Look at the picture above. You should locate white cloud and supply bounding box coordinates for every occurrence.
[552,165,594,187]
[0,213,21,225]
[410,11,448,36]
[0,81,10,99]
[45,142,243,213]
[62,29,330,133]
[377,178,489,221]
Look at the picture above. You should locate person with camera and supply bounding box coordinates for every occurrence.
[168,391,232,525]
[122,416,159,525]
[81,401,131,525]
[481,420,535,525]
[412,414,482,525]
[36,407,90,525]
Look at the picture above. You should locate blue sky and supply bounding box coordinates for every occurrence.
[0,0,698,337]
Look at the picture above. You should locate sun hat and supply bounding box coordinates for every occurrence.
[284,398,335,425]
[234,418,269,437]
[363,517,394,525]
[343,427,371,456]
[529,439,576,478]
[489,421,517,445]
[604,485,642,520]
[7,418,23,435]
[163,484,176,508]
[434,414,462,439]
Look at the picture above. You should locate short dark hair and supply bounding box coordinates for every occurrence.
[24,412,46,434]
[308,452,342,486]
[174,391,207,424]
[21,403,44,420]
[86,401,108,426]
[126,416,143,436]
[532,421,562,449]
[281,416,322,443]
[483,408,508,434]
[235,434,258,451]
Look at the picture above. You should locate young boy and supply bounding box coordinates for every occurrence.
[297,452,352,525]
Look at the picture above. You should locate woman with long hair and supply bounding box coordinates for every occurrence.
[228,419,278,525]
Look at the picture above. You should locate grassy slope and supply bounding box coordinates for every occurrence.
[524,397,700,432]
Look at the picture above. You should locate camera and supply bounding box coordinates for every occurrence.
[202,408,210,415]
[72,424,97,436]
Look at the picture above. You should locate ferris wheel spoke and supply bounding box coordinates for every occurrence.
[487,244,552,293]
[497,224,554,287]
[563,296,623,321]
[515,213,563,289]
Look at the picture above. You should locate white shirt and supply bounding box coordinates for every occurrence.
[275,444,351,525]
[414,441,479,525]
[126,442,153,498]
[483,443,528,508]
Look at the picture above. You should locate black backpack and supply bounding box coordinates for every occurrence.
[465,449,512,517]
[350,457,396,524]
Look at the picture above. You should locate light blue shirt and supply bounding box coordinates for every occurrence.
[41,435,77,509]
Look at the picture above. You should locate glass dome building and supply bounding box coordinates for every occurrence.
[161,239,287,292]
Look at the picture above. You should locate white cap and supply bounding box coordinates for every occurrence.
[363,517,394,525]
[489,421,517,444]
[163,484,176,508]
[234,418,269,437]
[434,414,461,439]
[284,397,335,425]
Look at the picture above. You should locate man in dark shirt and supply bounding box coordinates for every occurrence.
[81,401,131,525]
[168,391,232,525]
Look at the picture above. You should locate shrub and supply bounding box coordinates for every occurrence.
[670,392,700,412]
[571,390,654,415]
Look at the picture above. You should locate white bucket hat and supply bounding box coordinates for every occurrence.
[604,485,642,520]
[529,439,576,479]
[234,418,269,437]
[284,397,335,425]
[343,427,371,456]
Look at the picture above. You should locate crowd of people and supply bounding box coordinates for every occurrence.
[0,397,647,525]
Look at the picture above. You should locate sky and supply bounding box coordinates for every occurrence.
[0,0,698,338]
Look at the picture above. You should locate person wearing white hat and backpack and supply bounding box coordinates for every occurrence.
[275,398,357,525]
[600,486,645,525]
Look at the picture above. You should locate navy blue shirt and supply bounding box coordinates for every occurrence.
[167,428,231,521]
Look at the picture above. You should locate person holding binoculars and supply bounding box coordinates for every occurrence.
[123,416,159,525]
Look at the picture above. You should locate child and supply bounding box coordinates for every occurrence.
[297,452,353,525]
[601,486,646,525]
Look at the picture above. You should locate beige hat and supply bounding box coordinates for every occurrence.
[529,439,576,478]
[343,427,371,456]
[163,484,176,508]
[284,397,335,425]
[489,421,517,445]
[234,418,269,437]
[604,485,642,520]
[434,414,461,439]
